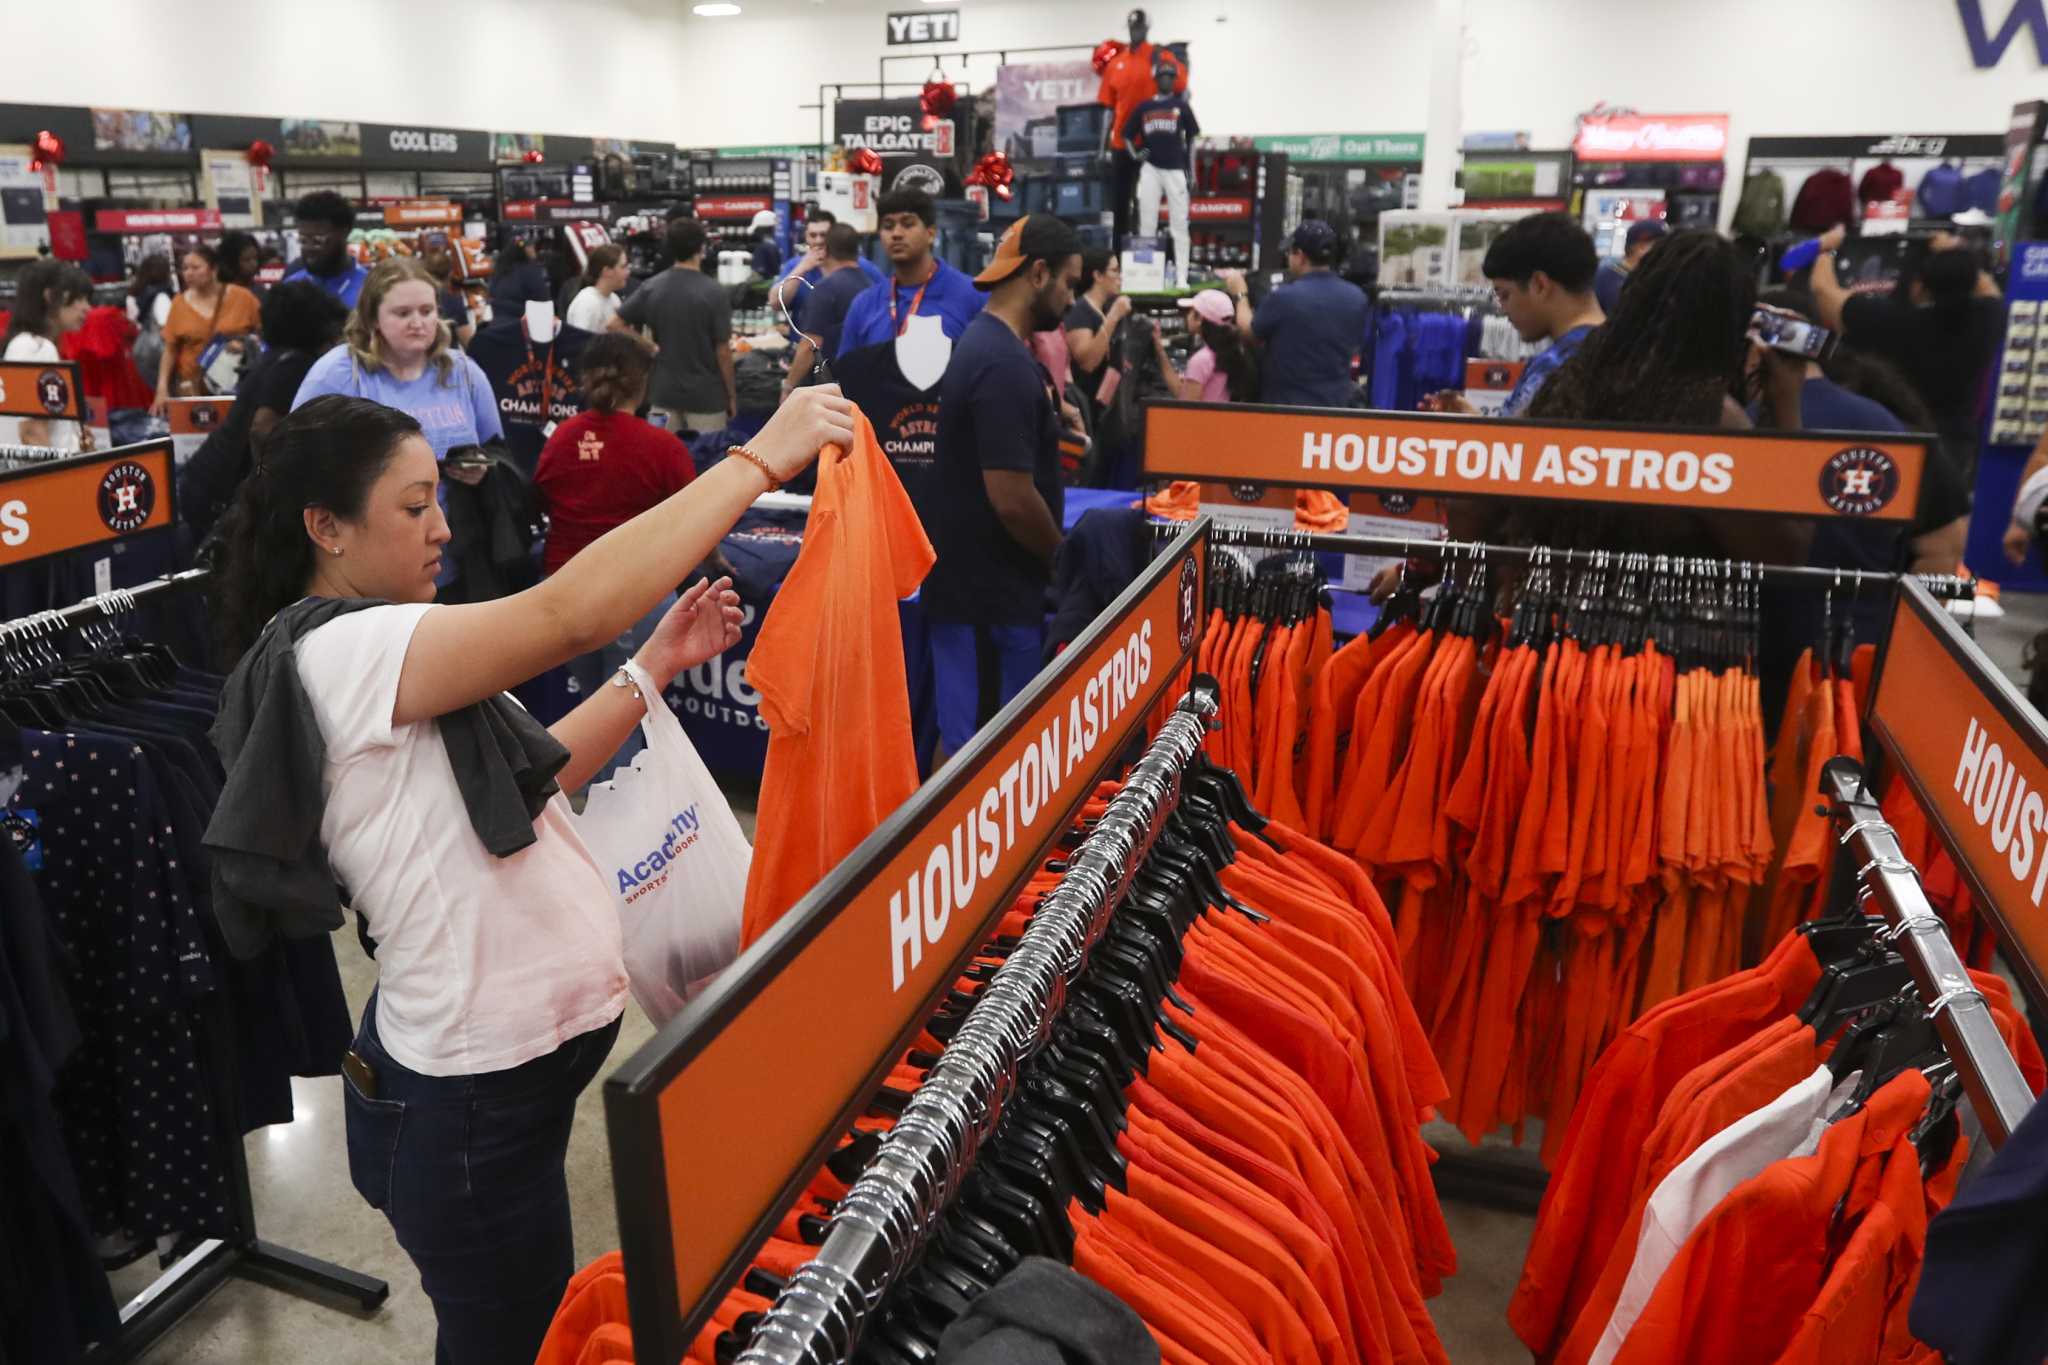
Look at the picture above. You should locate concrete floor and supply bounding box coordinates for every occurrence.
[125,594,2048,1363]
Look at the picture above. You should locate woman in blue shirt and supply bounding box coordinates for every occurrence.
[293,258,501,456]
[295,259,503,592]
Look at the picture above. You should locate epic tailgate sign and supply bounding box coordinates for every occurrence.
[0,442,175,567]
[1143,401,1929,521]
[1869,580,2048,1005]
[605,523,1209,1357]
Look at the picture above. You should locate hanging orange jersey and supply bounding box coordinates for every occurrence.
[741,413,935,945]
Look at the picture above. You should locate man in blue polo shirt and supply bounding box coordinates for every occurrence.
[1224,219,1369,407]
[835,188,984,358]
[281,190,369,308]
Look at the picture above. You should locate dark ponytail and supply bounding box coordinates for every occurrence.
[209,395,424,666]
[1201,319,1261,403]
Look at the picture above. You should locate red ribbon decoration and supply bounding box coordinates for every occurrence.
[523,149,546,164]
[1092,40,1126,75]
[920,80,957,120]
[966,152,1015,202]
[848,147,885,177]
[245,139,275,169]
[28,129,65,172]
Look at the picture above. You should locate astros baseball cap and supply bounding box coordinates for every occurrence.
[975,214,1085,288]
[1178,289,1234,325]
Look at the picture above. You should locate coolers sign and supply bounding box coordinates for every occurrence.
[1869,579,2048,1002]
[612,523,1209,1357]
[1572,114,1729,162]
[1142,401,1928,521]
[834,98,957,196]
[0,443,174,568]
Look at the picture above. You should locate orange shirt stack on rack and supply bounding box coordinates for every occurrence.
[543,773,1460,1365]
[1510,926,2045,1365]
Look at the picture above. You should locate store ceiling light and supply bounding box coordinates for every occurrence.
[693,2,741,14]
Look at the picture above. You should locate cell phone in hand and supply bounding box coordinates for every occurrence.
[1749,305,1834,361]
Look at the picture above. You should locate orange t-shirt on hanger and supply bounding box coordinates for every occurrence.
[740,413,934,946]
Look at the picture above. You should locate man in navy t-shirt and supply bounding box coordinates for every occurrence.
[1226,219,1369,408]
[836,188,985,358]
[780,224,873,401]
[770,208,885,330]
[1124,62,1199,279]
[922,214,1083,754]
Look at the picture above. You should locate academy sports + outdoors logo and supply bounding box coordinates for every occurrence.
[1817,446,1901,517]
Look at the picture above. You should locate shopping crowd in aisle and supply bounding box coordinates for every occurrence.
[1,75,2038,1364]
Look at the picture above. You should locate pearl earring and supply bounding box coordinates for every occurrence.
[329,546,342,556]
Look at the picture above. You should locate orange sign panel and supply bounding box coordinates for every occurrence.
[609,525,1210,1355]
[0,443,175,567]
[0,360,83,421]
[1868,581,2048,1002]
[1143,400,1929,522]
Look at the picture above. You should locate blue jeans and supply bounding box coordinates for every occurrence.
[929,620,1045,755]
[343,995,622,1365]
[565,592,676,784]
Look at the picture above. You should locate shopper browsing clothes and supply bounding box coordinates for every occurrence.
[835,188,986,358]
[780,224,872,402]
[205,385,853,1365]
[770,207,886,327]
[924,215,1081,754]
[564,244,630,335]
[0,259,93,451]
[1154,288,1260,402]
[1221,219,1369,408]
[536,333,699,781]
[282,190,370,308]
[152,244,262,417]
[1433,211,1606,417]
[611,217,735,434]
[292,259,501,460]
[1594,218,1666,316]
[1810,225,2003,486]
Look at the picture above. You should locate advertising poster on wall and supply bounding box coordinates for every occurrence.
[200,149,259,226]
[833,98,960,196]
[993,60,1099,160]
[281,119,362,159]
[90,108,192,154]
[0,146,53,258]
[494,132,546,161]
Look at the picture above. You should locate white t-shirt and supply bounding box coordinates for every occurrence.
[296,602,629,1075]
[565,286,621,334]
[1588,1064,1862,1365]
[0,333,82,451]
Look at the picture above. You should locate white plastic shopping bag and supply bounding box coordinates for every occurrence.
[569,661,750,1026]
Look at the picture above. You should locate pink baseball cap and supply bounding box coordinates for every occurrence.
[1178,289,1234,325]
